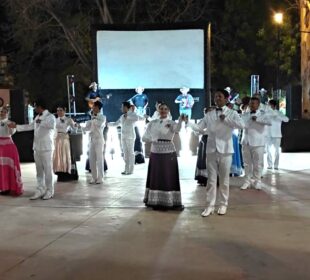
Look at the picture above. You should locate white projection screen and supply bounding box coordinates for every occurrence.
[96,29,204,89]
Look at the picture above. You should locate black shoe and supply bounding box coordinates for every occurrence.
[173,205,185,211]
[0,190,11,195]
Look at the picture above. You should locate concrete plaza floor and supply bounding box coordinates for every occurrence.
[0,152,310,280]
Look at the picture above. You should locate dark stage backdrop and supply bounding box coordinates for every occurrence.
[92,23,209,121]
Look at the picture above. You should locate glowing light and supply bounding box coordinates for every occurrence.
[273,12,283,24]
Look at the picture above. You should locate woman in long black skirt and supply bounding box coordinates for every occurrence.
[142,103,184,210]
[195,134,208,186]
[194,108,210,186]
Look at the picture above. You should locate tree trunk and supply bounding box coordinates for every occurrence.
[301,0,310,119]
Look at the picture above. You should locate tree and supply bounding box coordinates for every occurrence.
[212,0,299,96]
[300,0,310,118]
[3,0,212,109]
[2,0,300,110]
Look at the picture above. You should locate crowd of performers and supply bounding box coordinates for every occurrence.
[0,87,289,217]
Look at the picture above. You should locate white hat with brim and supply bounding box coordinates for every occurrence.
[89,82,97,89]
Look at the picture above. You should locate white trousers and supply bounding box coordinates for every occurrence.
[34,150,54,195]
[89,141,104,181]
[121,138,135,173]
[266,137,281,168]
[242,145,264,185]
[206,152,232,207]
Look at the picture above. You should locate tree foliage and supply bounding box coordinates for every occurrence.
[212,0,300,95]
[1,0,300,109]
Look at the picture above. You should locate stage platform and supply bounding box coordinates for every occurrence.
[0,151,310,280]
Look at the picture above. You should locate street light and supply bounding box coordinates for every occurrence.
[273,12,283,25]
[273,12,283,91]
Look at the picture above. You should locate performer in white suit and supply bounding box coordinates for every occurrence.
[266,99,289,170]
[83,101,106,184]
[9,99,56,200]
[109,101,141,175]
[240,97,272,190]
[188,89,245,217]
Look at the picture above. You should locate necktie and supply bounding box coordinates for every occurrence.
[250,111,256,114]
[216,107,222,111]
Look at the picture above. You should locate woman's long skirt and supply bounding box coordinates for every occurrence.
[0,137,23,196]
[195,135,208,186]
[53,133,78,181]
[144,151,182,209]
[231,134,243,176]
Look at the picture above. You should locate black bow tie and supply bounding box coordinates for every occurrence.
[216,107,223,111]
[250,111,256,114]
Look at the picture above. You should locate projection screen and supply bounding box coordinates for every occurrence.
[96,29,204,89]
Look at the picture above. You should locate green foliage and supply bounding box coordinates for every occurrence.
[1,0,300,109]
[212,0,299,94]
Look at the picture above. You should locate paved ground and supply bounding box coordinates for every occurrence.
[0,151,310,280]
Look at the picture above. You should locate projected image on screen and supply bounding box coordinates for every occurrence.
[97,29,204,89]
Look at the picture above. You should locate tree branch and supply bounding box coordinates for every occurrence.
[124,0,137,23]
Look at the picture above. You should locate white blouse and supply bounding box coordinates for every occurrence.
[142,118,181,142]
[56,116,75,133]
[0,118,16,137]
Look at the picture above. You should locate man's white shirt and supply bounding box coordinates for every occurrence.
[266,109,289,138]
[16,110,56,151]
[84,114,106,144]
[110,111,141,139]
[188,106,245,154]
[241,110,271,146]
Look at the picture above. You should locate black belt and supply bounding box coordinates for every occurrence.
[157,139,171,142]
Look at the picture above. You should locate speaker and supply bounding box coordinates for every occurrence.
[12,131,34,162]
[9,89,28,124]
[286,84,302,120]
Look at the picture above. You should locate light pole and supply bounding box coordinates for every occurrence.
[273,12,283,91]
[207,22,212,107]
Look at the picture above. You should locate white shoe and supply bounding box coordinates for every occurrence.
[96,180,103,184]
[240,182,251,190]
[42,191,53,200]
[89,179,96,184]
[30,191,43,200]
[217,206,227,215]
[254,183,262,190]
[201,207,215,217]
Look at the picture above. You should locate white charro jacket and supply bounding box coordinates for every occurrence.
[189,106,245,154]
[266,109,289,138]
[241,110,272,146]
[109,111,141,140]
[16,110,56,151]
[84,113,106,144]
